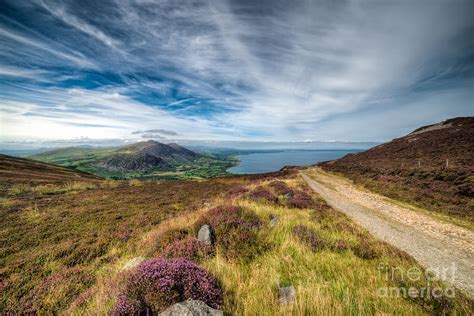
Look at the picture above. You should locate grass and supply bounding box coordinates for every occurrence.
[1,170,472,314]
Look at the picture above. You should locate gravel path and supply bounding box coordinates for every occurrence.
[301,168,474,295]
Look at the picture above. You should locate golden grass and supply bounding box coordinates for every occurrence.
[5,174,471,314]
[78,176,470,315]
[200,199,425,315]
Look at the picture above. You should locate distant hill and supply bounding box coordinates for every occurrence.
[320,117,474,222]
[28,141,233,179]
[0,154,100,190]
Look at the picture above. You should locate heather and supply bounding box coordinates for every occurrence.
[1,165,472,315]
[195,205,264,260]
[162,237,214,262]
[228,185,249,197]
[248,187,278,203]
[269,180,294,195]
[319,117,474,226]
[291,224,327,251]
[112,258,222,314]
[286,190,314,209]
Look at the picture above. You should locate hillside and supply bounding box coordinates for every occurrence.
[0,154,100,194]
[29,141,235,179]
[320,117,474,223]
[1,159,471,314]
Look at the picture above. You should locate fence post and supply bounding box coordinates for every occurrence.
[446,159,449,169]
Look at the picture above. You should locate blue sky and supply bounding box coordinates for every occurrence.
[1,0,473,145]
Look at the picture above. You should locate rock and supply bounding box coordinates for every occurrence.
[159,299,223,316]
[269,215,278,227]
[121,256,145,270]
[198,224,214,246]
[284,192,294,199]
[279,286,296,305]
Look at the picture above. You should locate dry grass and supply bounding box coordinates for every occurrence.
[2,171,472,314]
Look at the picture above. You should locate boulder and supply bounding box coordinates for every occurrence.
[121,256,145,270]
[198,224,214,246]
[269,215,279,227]
[159,299,223,316]
[279,286,296,305]
[284,192,294,199]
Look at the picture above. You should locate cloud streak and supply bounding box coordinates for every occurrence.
[1,0,473,143]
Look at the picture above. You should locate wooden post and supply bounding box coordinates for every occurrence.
[418,160,421,168]
[446,159,449,169]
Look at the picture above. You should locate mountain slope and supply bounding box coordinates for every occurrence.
[320,117,474,223]
[29,141,233,179]
[0,154,100,194]
[95,141,202,172]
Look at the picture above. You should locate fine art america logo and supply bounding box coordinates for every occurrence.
[376,262,457,298]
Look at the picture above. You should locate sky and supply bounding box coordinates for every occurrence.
[1,0,473,147]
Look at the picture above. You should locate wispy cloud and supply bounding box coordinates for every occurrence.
[1,0,473,143]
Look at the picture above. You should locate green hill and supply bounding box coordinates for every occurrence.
[29,141,236,179]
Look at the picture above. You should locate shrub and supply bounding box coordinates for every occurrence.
[112,258,222,314]
[162,237,214,262]
[286,190,313,209]
[269,181,293,195]
[128,179,142,187]
[195,205,263,259]
[292,224,326,251]
[332,239,348,252]
[146,228,189,257]
[228,185,249,197]
[249,188,278,203]
[351,240,381,260]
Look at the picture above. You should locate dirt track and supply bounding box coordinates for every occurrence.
[301,168,474,295]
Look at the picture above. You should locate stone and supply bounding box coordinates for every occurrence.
[159,299,223,316]
[121,256,145,270]
[269,215,279,227]
[284,192,294,199]
[279,286,296,305]
[198,224,214,246]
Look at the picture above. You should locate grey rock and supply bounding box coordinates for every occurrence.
[121,256,145,270]
[269,216,279,227]
[198,224,214,246]
[284,192,294,199]
[159,299,223,316]
[279,286,296,305]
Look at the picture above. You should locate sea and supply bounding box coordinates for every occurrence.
[227,149,359,174]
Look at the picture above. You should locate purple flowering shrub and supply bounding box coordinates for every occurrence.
[195,205,264,260]
[292,224,327,251]
[21,267,94,313]
[286,190,314,209]
[112,258,222,315]
[249,187,278,203]
[146,228,189,257]
[228,185,249,197]
[269,181,294,195]
[162,237,214,262]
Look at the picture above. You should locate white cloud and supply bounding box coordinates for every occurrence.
[0,0,472,142]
